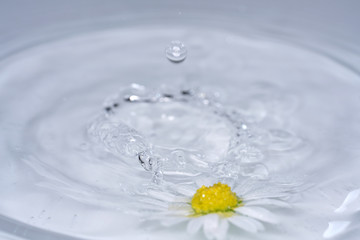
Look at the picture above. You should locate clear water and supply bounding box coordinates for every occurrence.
[1,1,360,240]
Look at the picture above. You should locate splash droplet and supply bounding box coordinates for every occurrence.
[165,41,187,63]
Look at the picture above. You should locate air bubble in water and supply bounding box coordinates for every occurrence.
[165,41,187,63]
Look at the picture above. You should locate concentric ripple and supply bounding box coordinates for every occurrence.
[0,25,360,240]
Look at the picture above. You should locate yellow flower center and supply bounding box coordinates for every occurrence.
[191,182,242,215]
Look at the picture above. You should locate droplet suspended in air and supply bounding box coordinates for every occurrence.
[165,40,187,63]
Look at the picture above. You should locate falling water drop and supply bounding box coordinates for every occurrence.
[165,40,187,63]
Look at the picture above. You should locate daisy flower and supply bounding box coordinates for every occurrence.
[139,178,297,240]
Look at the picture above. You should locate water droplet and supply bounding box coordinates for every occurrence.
[124,95,140,102]
[165,41,187,63]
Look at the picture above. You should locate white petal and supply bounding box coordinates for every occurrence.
[335,188,360,214]
[245,199,291,208]
[147,190,175,202]
[187,217,205,235]
[228,216,264,233]
[236,206,279,224]
[188,215,229,240]
[140,197,168,208]
[196,178,217,188]
[161,217,187,227]
[167,204,192,216]
[203,214,220,240]
[233,178,257,196]
[234,178,301,201]
[176,185,197,197]
[214,219,229,240]
[323,221,351,238]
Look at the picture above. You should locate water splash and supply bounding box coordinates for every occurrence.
[88,84,305,185]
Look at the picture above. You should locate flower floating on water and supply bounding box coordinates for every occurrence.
[140,178,296,240]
